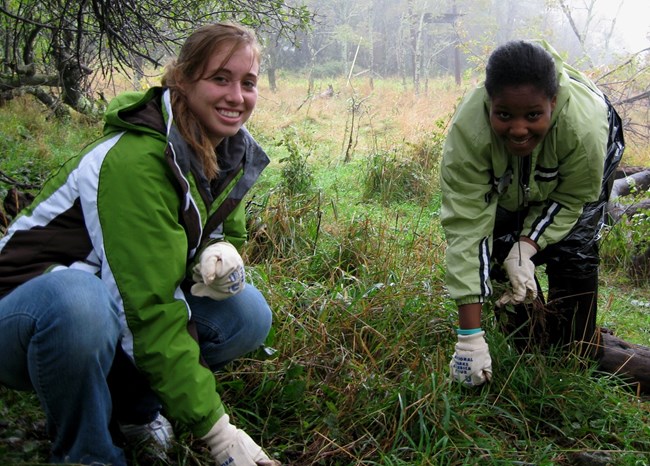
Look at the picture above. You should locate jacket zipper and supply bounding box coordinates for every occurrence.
[519,156,531,208]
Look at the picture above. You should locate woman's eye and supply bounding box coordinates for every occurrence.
[497,112,510,120]
[212,75,227,84]
[527,112,542,120]
[243,80,257,89]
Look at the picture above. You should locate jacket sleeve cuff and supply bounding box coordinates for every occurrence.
[526,234,547,250]
[455,295,485,306]
[193,404,227,438]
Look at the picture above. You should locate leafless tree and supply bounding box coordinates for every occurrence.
[0,0,311,117]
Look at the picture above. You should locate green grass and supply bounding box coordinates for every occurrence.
[1,90,649,466]
[0,97,100,202]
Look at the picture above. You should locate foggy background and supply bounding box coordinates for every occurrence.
[259,0,650,93]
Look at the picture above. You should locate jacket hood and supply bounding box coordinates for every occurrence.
[529,40,604,127]
[103,87,167,138]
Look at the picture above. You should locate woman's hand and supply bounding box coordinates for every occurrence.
[202,414,280,465]
[191,242,246,300]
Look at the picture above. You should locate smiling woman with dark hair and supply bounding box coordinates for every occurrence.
[441,40,625,387]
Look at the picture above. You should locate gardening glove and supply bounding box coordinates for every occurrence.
[202,414,280,466]
[449,330,493,387]
[496,240,538,307]
[191,241,246,301]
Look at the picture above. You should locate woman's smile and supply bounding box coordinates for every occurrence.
[489,84,556,157]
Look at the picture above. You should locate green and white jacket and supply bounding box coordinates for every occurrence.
[0,87,270,436]
[440,42,609,306]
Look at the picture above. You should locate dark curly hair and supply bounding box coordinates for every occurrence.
[485,40,558,99]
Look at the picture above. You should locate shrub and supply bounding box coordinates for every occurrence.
[363,122,445,205]
[277,128,314,197]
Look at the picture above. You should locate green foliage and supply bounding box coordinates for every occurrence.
[0,387,50,463]
[245,189,324,265]
[236,171,650,464]
[600,183,650,283]
[363,121,445,206]
[2,88,650,466]
[601,212,650,269]
[309,61,346,79]
[276,127,315,196]
[0,97,101,205]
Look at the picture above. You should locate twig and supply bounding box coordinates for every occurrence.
[0,169,40,190]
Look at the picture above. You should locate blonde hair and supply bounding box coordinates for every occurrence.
[162,23,260,179]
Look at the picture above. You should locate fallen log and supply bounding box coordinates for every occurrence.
[595,327,650,395]
[614,165,650,179]
[609,169,650,200]
[607,198,650,224]
[607,168,650,221]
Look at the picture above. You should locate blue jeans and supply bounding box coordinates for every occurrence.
[0,270,273,464]
[188,285,273,370]
[110,282,273,426]
[0,269,126,465]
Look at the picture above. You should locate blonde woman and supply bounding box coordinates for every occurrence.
[0,23,279,465]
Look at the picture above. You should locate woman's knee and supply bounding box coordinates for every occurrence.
[238,286,273,342]
[191,285,272,368]
[35,270,121,349]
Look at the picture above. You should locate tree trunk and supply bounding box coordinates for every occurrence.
[52,28,92,114]
[23,86,70,120]
[610,169,650,199]
[367,5,375,90]
[412,12,425,95]
[265,42,278,93]
[267,67,277,93]
[397,13,408,90]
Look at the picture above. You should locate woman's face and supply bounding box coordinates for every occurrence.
[489,84,556,157]
[183,43,259,146]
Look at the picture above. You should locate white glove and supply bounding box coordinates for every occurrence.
[450,330,492,387]
[496,240,537,307]
[202,414,280,466]
[191,242,246,301]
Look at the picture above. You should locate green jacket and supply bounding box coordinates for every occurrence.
[440,42,609,306]
[0,87,270,436]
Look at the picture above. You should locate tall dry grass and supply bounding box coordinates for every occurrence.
[250,76,463,159]
[248,73,650,170]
